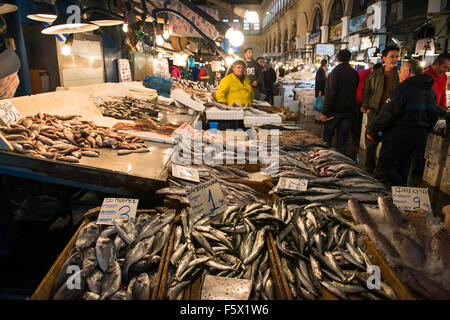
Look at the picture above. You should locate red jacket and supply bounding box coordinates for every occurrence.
[424,66,448,109]
[356,68,373,105]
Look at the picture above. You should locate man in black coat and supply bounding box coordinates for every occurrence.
[315,59,328,97]
[263,62,277,104]
[243,48,264,100]
[320,50,359,155]
[367,59,438,186]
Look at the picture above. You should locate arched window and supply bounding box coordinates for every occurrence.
[329,0,344,25]
[284,28,288,52]
[312,8,322,34]
[351,0,376,18]
[290,21,297,52]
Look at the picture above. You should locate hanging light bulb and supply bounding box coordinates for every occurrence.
[156,35,164,46]
[61,34,74,56]
[158,52,163,59]
[228,30,244,47]
[162,24,171,40]
[122,22,128,32]
[420,60,426,67]
[228,47,234,55]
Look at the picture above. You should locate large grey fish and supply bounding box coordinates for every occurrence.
[347,199,377,229]
[244,226,268,265]
[123,236,155,280]
[114,235,127,257]
[131,254,161,272]
[363,225,400,259]
[170,243,188,266]
[86,269,103,294]
[173,226,183,250]
[175,250,194,280]
[139,211,175,240]
[192,231,214,256]
[378,197,405,230]
[95,235,116,272]
[100,261,122,300]
[135,213,153,233]
[81,247,98,274]
[393,232,426,267]
[133,273,150,300]
[53,270,86,300]
[151,224,171,256]
[75,222,101,250]
[114,217,138,245]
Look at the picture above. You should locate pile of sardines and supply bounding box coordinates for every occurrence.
[52,209,176,300]
[96,96,187,121]
[267,144,390,206]
[272,200,397,300]
[164,204,278,300]
[1,113,149,163]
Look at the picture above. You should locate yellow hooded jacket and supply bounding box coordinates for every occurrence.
[215,73,254,107]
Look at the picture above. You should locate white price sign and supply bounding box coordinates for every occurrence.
[392,187,431,212]
[277,177,308,191]
[172,164,200,182]
[186,179,227,217]
[97,198,139,225]
[315,44,335,56]
[0,100,21,127]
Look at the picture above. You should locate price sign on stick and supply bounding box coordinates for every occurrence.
[0,100,21,127]
[392,187,431,212]
[186,179,227,217]
[277,177,308,191]
[172,164,200,182]
[97,198,139,225]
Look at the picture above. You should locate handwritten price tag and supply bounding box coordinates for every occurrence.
[97,198,139,225]
[172,164,200,182]
[392,187,431,212]
[0,100,21,127]
[276,177,308,191]
[186,179,227,217]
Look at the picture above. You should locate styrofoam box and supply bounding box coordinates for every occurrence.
[439,166,450,194]
[244,114,282,127]
[206,107,244,120]
[423,159,444,186]
[425,135,450,165]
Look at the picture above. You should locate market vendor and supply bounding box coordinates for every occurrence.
[0,48,21,99]
[215,60,254,107]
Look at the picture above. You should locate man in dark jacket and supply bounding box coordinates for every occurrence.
[367,59,438,186]
[362,46,400,174]
[243,48,264,100]
[321,49,359,155]
[315,59,328,97]
[263,62,277,104]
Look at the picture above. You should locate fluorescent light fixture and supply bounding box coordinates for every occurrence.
[0,2,17,15]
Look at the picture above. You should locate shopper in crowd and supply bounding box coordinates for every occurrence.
[263,62,277,105]
[198,63,215,84]
[257,57,266,98]
[352,62,382,146]
[315,59,328,98]
[320,49,359,155]
[191,64,201,81]
[366,59,438,187]
[361,46,400,175]
[216,60,253,107]
[243,48,264,101]
[424,53,450,111]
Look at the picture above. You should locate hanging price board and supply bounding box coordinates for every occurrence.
[172,164,200,182]
[97,198,139,225]
[392,187,431,212]
[0,99,21,127]
[186,179,227,217]
[276,177,308,191]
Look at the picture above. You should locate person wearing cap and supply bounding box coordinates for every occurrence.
[0,48,21,99]
[215,60,253,107]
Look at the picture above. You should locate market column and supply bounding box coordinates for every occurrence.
[320,25,329,44]
[368,1,388,53]
[341,16,350,50]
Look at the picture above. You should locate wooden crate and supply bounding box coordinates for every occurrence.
[30,207,169,300]
[266,207,415,300]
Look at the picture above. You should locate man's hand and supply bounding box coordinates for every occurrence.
[366,134,374,141]
[320,114,328,122]
[252,80,257,87]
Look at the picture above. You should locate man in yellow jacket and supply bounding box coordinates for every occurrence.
[216,60,254,107]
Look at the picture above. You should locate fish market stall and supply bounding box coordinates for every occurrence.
[0,86,199,195]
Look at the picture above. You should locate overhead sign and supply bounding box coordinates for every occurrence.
[309,32,320,45]
[348,34,360,51]
[315,44,335,56]
[392,187,431,212]
[349,14,366,33]
[415,38,435,56]
[329,23,342,42]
